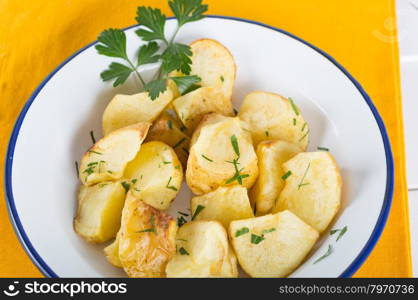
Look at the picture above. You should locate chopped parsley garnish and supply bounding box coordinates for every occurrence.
[265,130,269,137]
[314,245,333,264]
[298,162,311,190]
[177,216,187,227]
[330,226,348,242]
[163,160,172,164]
[131,178,138,184]
[230,135,240,157]
[167,119,173,129]
[178,211,189,217]
[121,181,131,192]
[220,75,224,82]
[175,165,181,169]
[191,205,205,220]
[301,122,308,132]
[138,215,156,233]
[289,97,300,116]
[98,183,109,188]
[75,161,79,178]
[317,146,329,152]
[201,154,213,162]
[299,130,310,142]
[235,227,249,237]
[179,247,189,255]
[281,170,292,180]
[166,176,178,191]
[251,234,265,245]
[90,130,96,144]
[262,228,276,234]
[293,118,297,126]
[173,137,186,148]
[88,150,102,155]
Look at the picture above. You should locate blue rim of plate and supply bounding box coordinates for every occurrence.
[4,15,394,278]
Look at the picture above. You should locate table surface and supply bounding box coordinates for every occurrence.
[397,0,418,277]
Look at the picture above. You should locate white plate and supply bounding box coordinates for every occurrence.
[5,16,393,278]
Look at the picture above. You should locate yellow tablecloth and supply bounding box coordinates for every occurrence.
[0,0,411,277]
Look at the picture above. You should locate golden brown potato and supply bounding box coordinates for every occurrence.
[173,87,234,132]
[79,122,150,186]
[189,39,236,101]
[74,181,126,243]
[165,221,238,277]
[104,231,122,268]
[119,192,177,277]
[250,140,302,215]
[229,210,319,277]
[186,114,258,195]
[191,186,254,228]
[238,92,309,149]
[102,89,173,135]
[146,111,190,167]
[272,152,342,233]
[123,141,183,210]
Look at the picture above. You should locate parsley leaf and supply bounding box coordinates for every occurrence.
[169,0,208,26]
[137,41,161,66]
[100,62,133,87]
[95,29,128,59]
[135,7,167,43]
[161,43,193,74]
[170,75,201,95]
[144,79,167,100]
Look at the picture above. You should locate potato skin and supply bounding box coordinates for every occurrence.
[146,111,190,167]
[165,221,238,278]
[250,140,302,215]
[186,114,258,195]
[123,141,183,210]
[191,186,254,228]
[119,192,177,278]
[74,181,126,243]
[102,89,173,136]
[273,152,342,233]
[229,210,319,277]
[238,91,309,149]
[79,122,150,186]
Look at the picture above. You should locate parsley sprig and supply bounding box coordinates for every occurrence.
[95,0,208,99]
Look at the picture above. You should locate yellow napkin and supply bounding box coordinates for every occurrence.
[0,0,411,277]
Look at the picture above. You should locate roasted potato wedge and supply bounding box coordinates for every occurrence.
[186,114,258,195]
[102,89,173,135]
[250,140,302,215]
[123,141,183,210]
[191,186,254,228]
[74,181,126,243]
[238,92,309,149]
[79,122,150,186]
[146,111,190,167]
[272,152,342,232]
[177,39,236,101]
[119,192,177,277]
[229,210,319,277]
[166,221,238,277]
[104,231,122,268]
[173,87,234,132]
